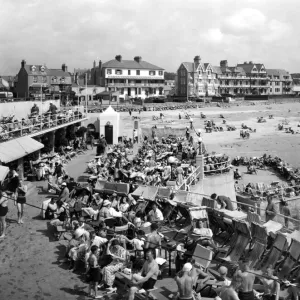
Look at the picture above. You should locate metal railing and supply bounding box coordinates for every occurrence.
[0,110,87,143]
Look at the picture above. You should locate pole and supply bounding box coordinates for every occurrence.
[85,73,88,113]
[40,84,43,117]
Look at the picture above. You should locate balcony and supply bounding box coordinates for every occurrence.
[0,109,87,143]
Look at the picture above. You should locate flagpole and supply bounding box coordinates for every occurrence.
[86,73,88,114]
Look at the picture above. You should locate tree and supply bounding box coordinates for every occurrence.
[164,72,176,80]
[55,127,67,147]
[66,125,76,142]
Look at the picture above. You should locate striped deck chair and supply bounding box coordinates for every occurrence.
[217,220,251,275]
[258,232,288,271]
[248,222,268,269]
[277,239,300,280]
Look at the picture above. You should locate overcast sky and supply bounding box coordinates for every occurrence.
[0,0,299,75]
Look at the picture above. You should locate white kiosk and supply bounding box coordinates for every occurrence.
[99,106,120,145]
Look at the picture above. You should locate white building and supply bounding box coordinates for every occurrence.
[90,55,165,100]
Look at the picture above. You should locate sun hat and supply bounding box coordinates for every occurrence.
[182,263,193,272]
[62,182,67,186]
[218,266,228,276]
[103,200,111,207]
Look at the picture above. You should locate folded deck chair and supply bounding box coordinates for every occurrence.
[258,232,288,271]
[217,219,251,274]
[247,211,261,224]
[278,239,300,280]
[248,222,268,269]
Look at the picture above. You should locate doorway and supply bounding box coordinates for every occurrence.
[128,88,131,96]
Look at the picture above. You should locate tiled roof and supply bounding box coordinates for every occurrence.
[23,65,71,77]
[48,69,71,77]
[102,59,164,70]
[0,75,15,81]
[266,69,290,76]
[182,62,194,72]
[236,63,255,73]
[212,66,222,75]
[203,63,210,70]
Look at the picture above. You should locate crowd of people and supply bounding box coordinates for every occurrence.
[0,103,84,142]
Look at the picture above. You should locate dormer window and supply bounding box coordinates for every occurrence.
[60,77,65,83]
[107,69,112,75]
[33,76,38,83]
[52,76,57,83]
[115,69,122,75]
[159,71,163,76]
[43,76,47,83]
[149,71,156,76]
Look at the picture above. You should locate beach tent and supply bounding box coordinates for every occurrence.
[132,185,158,201]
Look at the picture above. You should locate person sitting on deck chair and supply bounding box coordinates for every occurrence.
[147,202,163,222]
[128,249,160,300]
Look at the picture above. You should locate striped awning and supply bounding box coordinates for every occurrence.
[0,137,44,163]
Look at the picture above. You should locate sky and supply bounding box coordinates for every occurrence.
[0,0,299,75]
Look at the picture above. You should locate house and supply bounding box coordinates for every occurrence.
[176,56,219,97]
[89,55,165,100]
[266,69,293,95]
[14,60,72,99]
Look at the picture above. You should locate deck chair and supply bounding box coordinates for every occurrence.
[217,219,251,276]
[277,239,300,279]
[258,232,288,271]
[248,222,268,269]
[247,211,261,224]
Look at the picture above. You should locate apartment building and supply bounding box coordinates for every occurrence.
[89,55,165,99]
[176,56,219,97]
[266,69,293,95]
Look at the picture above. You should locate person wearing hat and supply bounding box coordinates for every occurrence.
[175,262,194,300]
[99,200,112,219]
[59,182,69,203]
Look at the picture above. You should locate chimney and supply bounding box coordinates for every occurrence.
[244,61,248,64]
[194,55,201,68]
[93,60,96,68]
[21,59,26,68]
[134,56,142,63]
[65,65,68,72]
[115,55,122,62]
[220,60,228,68]
[249,61,253,64]
[98,60,102,85]
[62,63,66,72]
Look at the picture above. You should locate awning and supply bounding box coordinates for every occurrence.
[0,165,9,181]
[106,76,163,80]
[0,137,44,163]
[132,186,158,201]
[30,83,49,88]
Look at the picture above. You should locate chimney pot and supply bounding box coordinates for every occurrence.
[62,63,66,72]
[21,59,26,68]
[134,56,142,63]
[115,55,122,62]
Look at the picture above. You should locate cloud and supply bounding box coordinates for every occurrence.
[263,19,292,42]
[123,22,140,36]
[201,28,224,44]
[222,8,266,35]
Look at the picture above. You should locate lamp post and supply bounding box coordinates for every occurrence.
[85,73,88,113]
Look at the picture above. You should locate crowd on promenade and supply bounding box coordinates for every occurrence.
[0,103,84,141]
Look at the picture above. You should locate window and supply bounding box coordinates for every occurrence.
[275,82,280,86]
[270,89,272,92]
[107,69,112,75]
[149,71,156,76]
[138,88,141,95]
[181,69,185,76]
[128,70,131,75]
[275,88,280,92]
[181,78,185,84]
[153,88,156,94]
[115,69,122,75]
[240,81,242,85]
[33,76,38,83]
[136,70,140,75]
[121,88,124,94]
[43,76,47,83]
[220,81,222,85]
[159,71,163,76]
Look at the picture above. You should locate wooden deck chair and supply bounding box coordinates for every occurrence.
[248,222,268,269]
[277,239,300,279]
[217,220,251,275]
[247,211,261,224]
[258,232,288,271]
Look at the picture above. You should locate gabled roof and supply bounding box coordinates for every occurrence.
[181,62,194,72]
[237,63,264,73]
[102,59,164,70]
[23,65,71,77]
[266,69,290,76]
